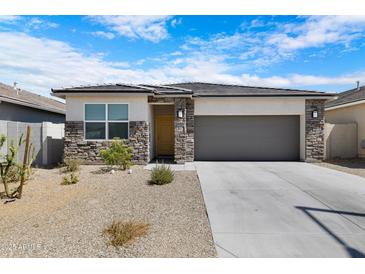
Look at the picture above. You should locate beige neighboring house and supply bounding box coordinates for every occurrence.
[325,85,365,158]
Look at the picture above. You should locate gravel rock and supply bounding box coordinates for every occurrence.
[314,159,365,179]
[0,166,216,258]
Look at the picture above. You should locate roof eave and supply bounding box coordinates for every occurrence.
[326,98,365,111]
[193,94,336,98]
[153,93,193,98]
[0,96,65,115]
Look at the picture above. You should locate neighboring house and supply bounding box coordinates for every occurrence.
[325,85,365,158]
[0,82,66,166]
[0,82,65,123]
[52,82,334,164]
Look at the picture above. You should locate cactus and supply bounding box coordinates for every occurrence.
[0,126,35,199]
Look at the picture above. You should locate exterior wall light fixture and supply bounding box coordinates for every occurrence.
[312,109,318,118]
[177,109,184,118]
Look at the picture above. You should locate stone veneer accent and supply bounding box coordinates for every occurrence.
[64,121,149,164]
[305,99,325,162]
[148,96,194,163]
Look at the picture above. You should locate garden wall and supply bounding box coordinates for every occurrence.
[324,122,357,159]
[0,120,64,167]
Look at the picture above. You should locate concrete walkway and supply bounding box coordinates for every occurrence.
[195,162,365,258]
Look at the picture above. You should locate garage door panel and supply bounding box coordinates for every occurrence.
[194,116,299,161]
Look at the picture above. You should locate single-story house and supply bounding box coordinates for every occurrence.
[52,82,335,164]
[0,82,65,123]
[325,84,365,158]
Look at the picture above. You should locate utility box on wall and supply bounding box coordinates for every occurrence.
[324,122,357,159]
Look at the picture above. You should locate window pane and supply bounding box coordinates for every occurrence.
[109,122,128,139]
[85,122,105,139]
[108,104,128,120]
[85,104,105,120]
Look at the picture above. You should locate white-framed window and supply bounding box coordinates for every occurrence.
[84,103,129,140]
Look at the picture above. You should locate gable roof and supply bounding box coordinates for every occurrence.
[52,82,334,98]
[326,86,365,109]
[165,82,332,97]
[0,83,65,114]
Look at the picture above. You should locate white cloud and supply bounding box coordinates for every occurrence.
[89,16,172,43]
[0,16,20,24]
[0,31,364,98]
[236,73,365,88]
[90,31,115,40]
[268,16,365,52]
[0,32,125,95]
[171,18,182,28]
[181,16,365,70]
[25,17,59,31]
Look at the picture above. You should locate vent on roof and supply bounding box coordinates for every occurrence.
[13,81,20,95]
[357,81,360,91]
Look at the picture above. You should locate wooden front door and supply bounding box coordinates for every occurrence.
[155,114,174,156]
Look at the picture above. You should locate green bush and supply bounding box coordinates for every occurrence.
[100,139,133,170]
[61,173,79,185]
[62,158,81,173]
[150,165,174,185]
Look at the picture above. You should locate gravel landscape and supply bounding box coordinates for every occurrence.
[0,165,216,258]
[315,159,365,179]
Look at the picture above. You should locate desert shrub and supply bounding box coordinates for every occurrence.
[103,221,150,247]
[150,165,174,185]
[63,158,81,173]
[100,139,133,170]
[61,173,79,185]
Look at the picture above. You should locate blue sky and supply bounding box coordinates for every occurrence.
[0,15,365,97]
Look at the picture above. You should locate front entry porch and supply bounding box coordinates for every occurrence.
[154,104,175,159]
[148,96,194,164]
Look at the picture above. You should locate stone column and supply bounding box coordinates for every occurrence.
[305,99,325,162]
[173,98,195,163]
[129,121,150,164]
[185,98,194,162]
[174,98,187,164]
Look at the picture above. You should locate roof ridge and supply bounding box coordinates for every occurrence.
[167,81,327,94]
[143,84,192,92]
[54,83,155,91]
[338,85,365,96]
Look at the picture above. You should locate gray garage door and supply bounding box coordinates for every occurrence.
[194,115,300,161]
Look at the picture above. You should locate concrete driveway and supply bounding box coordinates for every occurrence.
[195,162,365,258]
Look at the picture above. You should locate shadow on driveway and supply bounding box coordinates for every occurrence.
[296,206,365,258]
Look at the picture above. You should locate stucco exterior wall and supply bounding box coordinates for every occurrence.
[148,104,155,160]
[195,97,306,160]
[324,122,357,159]
[65,94,149,121]
[194,97,305,116]
[326,103,365,157]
